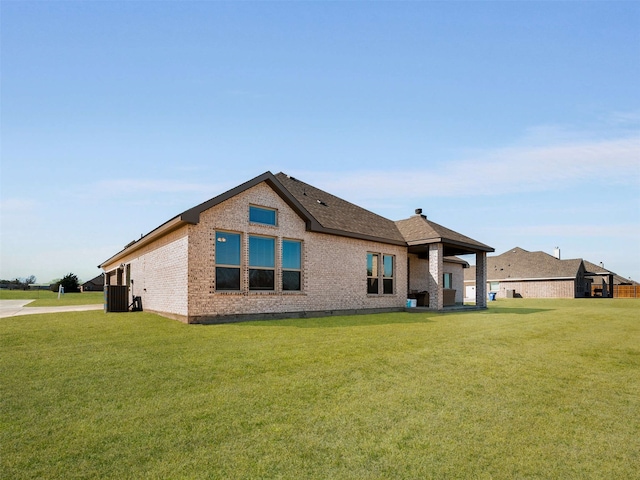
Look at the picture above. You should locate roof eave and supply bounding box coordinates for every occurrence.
[99,216,187,269]
[407,237,494,253]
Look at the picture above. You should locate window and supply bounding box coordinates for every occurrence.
[215,231,241,290]
[367,253,379,294]
[249,235,275,290]
[443,272,453,289]
[249,206,277,226]
[282,240,302,291]
[383,255,394,294]
[368,253,395,295]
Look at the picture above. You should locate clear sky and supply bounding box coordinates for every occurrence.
[1,1,639,284]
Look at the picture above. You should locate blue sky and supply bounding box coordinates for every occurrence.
[1,1,639,284]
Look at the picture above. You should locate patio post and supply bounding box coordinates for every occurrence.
[475,251,487,308]
[428,243,444,310]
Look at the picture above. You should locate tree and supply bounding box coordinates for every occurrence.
[59,273,80,293]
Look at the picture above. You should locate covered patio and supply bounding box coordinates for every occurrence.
[396,212,494,311]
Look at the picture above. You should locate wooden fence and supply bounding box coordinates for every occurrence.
[613,285,640,298]
[591,285,640,298]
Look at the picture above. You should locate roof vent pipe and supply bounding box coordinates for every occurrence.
[553,247,561,260]
[415,208,422,215]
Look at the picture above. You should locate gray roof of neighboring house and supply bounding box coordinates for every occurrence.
[82,274,104,286]
[582,260,616,276]
[464,247,584,281]
[582,260,639,285]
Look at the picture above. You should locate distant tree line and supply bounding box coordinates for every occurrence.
[1,273,81,292]
[0,275,36,290]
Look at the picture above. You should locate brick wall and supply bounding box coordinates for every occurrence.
[449,263,466,303]
[409,254,466,303]
[493,279,576,298]
[102,182,415,322]
[187,183,407,322]
[102,227,190,318]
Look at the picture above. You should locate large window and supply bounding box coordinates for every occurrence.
[367,253,379,294]
[282,240,302,291]
[383,255,394,294]
[249,235,275,290]
[249,206,277,226]
[215,231,241,290]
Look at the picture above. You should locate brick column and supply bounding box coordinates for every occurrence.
[429,243,444,310]
[475,251,487,308]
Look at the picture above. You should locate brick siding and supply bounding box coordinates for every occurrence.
[187,183,407,322]
[102,227,189,318]
[409,254,466,303]
[102,181,487,322]
[492,279,576,299]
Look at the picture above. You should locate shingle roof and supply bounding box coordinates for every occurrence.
[101,170,493,268]
[274,173,406,244]
[464,247,584,281]
[395,214,494,252]
[582,260,638,285]
[582,260,616,276]
[82,274,104,286]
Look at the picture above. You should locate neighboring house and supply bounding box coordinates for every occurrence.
[99,171,493,323]
[582,260,638,297]
[464,247,621,299]
[81,274,105,292]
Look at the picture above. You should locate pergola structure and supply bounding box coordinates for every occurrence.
[396,213,494,310]
[584,270,615,298]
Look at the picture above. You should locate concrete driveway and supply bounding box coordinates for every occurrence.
[0,300,104,318]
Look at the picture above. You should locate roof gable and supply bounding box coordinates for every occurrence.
[182,171,407,245]
[180,171,309,225]
[395,214,494,253]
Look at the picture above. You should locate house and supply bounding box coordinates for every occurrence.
[463,247,620,299]
[582,260,638,297]
[81,274,105,292]
[99,172,493,323]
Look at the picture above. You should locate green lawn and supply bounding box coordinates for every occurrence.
[0,290,103,306]
[1,299,638,479]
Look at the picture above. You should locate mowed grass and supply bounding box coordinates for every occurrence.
[1,300,638,479]
[0,290,103,306]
